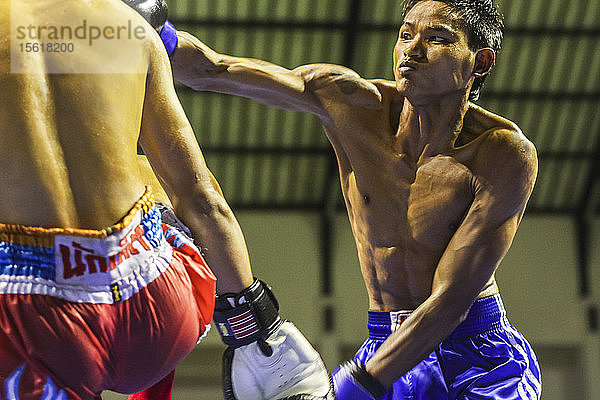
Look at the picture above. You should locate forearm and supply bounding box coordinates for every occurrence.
[170,31,225,87]
[172,34,289,86]
[365,292,469,386]
[173,185,253,294]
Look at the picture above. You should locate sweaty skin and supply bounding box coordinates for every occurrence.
[0,0,252,293]
[1,1,148,229]
[168,0,537,386]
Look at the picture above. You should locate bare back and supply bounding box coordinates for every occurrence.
[0,0,153,229]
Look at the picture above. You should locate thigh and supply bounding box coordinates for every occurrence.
[354,340,449,400]
[391,352,450,400]
[109,256,207,394]
[440,327,541,400]
[0,256,205,399]
[0,294,96,400]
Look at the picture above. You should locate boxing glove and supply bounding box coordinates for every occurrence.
[122,0,178,55]
[214,279,334,400]
[333,360,387,400]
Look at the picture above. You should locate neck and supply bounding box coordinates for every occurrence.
[396,91,470,162]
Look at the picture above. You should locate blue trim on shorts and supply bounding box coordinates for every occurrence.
[0,243,56,280]
[368,295,507,340]
[0,206,163,282]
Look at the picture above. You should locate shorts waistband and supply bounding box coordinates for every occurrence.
[367,295,508,340]
[0,188,155,247]
[0,188,174,304]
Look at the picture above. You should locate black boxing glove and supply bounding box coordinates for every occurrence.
[122,0,178,56]
[214,279,334,400]
[122,0,168,30]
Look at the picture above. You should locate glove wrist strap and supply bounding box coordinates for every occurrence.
[214,279,282,347]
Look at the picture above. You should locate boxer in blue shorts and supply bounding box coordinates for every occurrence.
[127,0,542,398]
[345,295,541,399]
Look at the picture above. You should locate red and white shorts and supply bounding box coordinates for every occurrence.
[0,189,216,399]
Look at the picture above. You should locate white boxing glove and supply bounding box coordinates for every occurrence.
[214,279,334,400]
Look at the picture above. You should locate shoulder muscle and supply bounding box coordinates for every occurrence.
[294,64,383,109]
[473,128,538,218]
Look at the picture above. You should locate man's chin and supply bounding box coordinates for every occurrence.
[395,79,410,94]
[395,79,420,100]
[396,81,468,104]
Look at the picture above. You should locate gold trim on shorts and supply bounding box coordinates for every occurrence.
[0,187,154,248]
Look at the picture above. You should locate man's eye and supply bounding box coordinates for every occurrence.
[429,36,448,43]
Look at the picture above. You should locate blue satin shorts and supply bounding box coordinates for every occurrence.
[354,295,542,399]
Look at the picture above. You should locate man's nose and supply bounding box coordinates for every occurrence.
[404,36,425,59]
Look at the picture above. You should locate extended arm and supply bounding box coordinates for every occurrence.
[364,129,538,387]
[171,31,328,117]
[171,30,384,119]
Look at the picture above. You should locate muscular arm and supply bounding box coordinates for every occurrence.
[171,31,325,116]
[170,30,382,119]
[365,128,538,386]
[139,32,253,294]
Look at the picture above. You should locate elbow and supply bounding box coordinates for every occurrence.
[439,304,472,339]
[175,182,235,223]
[428,290,475,333]
[195,191,233,221]
[454,307,471,327]
[172,61,229,91]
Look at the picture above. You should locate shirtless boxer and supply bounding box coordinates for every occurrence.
[146,0,542,398]
[0,0,331,399]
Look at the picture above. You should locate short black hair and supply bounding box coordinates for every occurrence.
[402,0,504,101]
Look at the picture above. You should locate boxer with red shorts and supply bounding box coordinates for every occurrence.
[0,0,332,397]
[0,189,216,399]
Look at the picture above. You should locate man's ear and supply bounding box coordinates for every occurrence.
[473,48,495,77]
